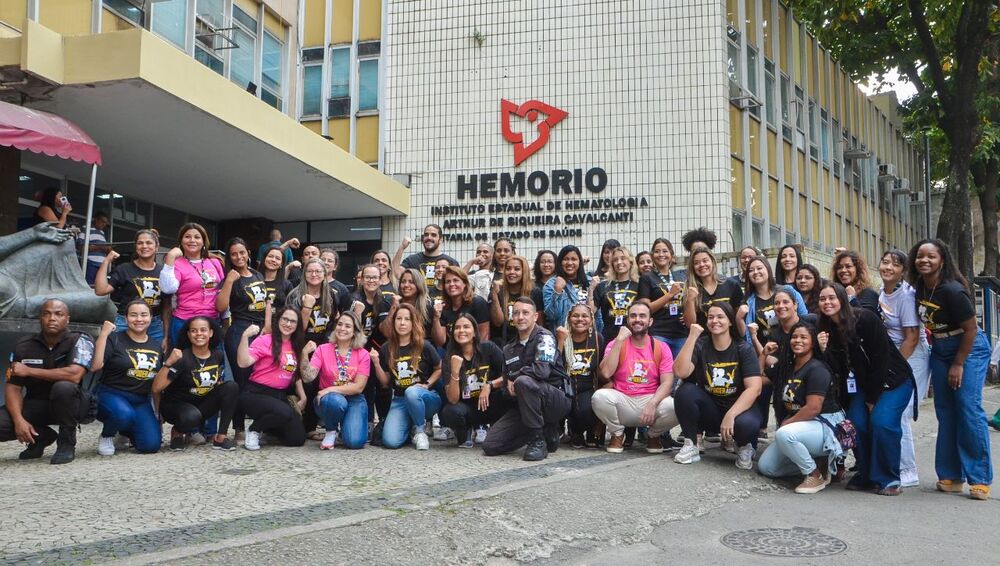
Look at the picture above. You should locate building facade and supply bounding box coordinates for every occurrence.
[377,0,926,263]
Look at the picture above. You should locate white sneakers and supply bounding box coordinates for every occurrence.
[474,426,488,444]
[413,431,430,450]
[321,431,338,450]
[97,436,115,456]
[433,427,454,441]
[674,439,701,464]
[736,444,755,470]
[243,431,261,451]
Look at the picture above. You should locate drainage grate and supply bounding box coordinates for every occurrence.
[220,468,259,476]
[721,527,847,557]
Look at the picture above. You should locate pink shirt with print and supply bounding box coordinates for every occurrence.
[248,334,298,390]
[173,257,224,320]
[604,338,674,396]
[310,343,371,390]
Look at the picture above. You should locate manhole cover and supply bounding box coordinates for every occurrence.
[721,527,847,557]
[221,468,259,476]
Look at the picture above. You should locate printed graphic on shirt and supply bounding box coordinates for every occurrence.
[132,277,161,308]
[782,375,803,412]
[244,280,269,312]
[570,347,596,378]
[462,363,491,399]
[628,360,651,384]
[392,356,420,388]
[537,334,556,362]
[703,361,737,397]
[607,286,638,319]
[422,263,437,286]
[198,267,217,289]
[124,348,161,380]
[310,304,330,334]
[363,310,375,336]
[917,299,943,332]
[281,351,297,373]
[173,362,223,396]
[756,305,777,332]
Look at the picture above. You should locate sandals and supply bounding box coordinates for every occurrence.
[969,485,991,501]
[935,479,966,493]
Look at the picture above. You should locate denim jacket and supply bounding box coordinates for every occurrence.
[543,277,581,332]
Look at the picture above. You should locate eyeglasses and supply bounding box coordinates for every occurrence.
[363,276,380,281]
[305,269,324,275]
[279,317,298,324]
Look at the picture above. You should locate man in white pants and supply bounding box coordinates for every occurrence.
[592,300,677,454]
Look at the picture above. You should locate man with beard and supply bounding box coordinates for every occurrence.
[481,297,572,461]
[593,300,677,454]
[395,224,460,288]
[0,299,94,464]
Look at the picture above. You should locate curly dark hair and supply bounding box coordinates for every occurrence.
[906,239,970,293]
[681,227,717,252]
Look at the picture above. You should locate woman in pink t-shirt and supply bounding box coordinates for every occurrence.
[236,306,308,451]
[159,223,226,347]
[300,312,371,450]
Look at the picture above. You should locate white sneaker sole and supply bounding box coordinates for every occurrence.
[795,483,827,494]
[606,446,624,454]
[674,453,700,464]
[735,460,754,470]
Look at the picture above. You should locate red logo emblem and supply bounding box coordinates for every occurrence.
[500,99,568,166]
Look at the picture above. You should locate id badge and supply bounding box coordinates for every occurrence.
[669,304,679,316]
[846,371,858,394]
[614,315,623,326]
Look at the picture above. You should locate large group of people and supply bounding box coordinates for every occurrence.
[1,221,995,502]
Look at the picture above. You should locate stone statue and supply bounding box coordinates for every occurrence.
[0,223,115,323]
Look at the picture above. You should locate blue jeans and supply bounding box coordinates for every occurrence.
[115,314,165,345]
[317,392,368,449]
[96,386,162,453]
[848,379,914,488]
[758,419,828,477]
[930,332,993,486]
[900,344,931,483]
[381,387,443,449]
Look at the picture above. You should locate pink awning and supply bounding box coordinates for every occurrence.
[0,100,101,166]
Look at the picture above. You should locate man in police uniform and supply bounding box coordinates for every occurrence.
[0,299,94,464]
[482,297,571,461]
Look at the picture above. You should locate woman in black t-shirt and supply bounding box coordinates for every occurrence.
[672,303,762,469]
[557,304,603,448]
[152,316,238,452]
[259,245,294,312]
[683,246,743,328]
[355,264,394,432]
[216,238,268,437]
[595,247,640,343]
[817,281,914,495]
[758,322,846,494]
[794,264,824,314]
[831,250,879,313]
[395,268,434,337]
[489,255,533,346]
[440,314,510,447]
[907,239,993,500]
[432,266,491,347]
[371,303,442,450]
[94,229,169,349]
[639,238,687,358]
[92,300,164,455]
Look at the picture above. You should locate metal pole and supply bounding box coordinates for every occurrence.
[924,133,931,239]
[80,163,98,271]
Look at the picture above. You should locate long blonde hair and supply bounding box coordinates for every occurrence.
[288,258,334,320]
[609,246,639,283]
[387,303,425,373]
[684,245,718,297]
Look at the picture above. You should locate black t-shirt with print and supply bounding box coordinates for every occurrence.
[379,340,440,397]
[163,349,227,404]
[442,341,505,403]
[329,280,355,315]
[690,336,760,410]
[695,278,744,326]
[108,262,165,315]
[752,293,777,344]
[439,296,491,339]
[491,291,524,346]
[639,270,687,339]
[530,286,545,312]
[354,292,393,349]
[595,279,640,342]
[915,280,976,335]
[401,252,460,288]
[101,332,162,395]
[264,278,294,310]
[779,357,840,416]
[569,335,603,392]
[229,271,268,324]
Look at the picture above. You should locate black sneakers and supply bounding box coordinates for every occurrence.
[523,433,548,461]
[543,425,560,454]
[169,436,186,451]
[212,437,237,451]
[18,428,56,460]
[49,444,75,465]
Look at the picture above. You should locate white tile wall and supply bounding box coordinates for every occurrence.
[382,0,732,263]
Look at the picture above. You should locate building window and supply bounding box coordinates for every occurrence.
[262,32,284,110]
[104,0,143,26]
[780,74,791,139]
[358,58,379,111]
[195,0,226,75]
[820,109,830,166]
[727,42,740,83]
[745,46,759,118]
[808,100,819,160]
[150,0,186,48]
[230,6,257,90]
[195,47,225,75]
[764,59,776,128]
[732,211,745,250]
[329,47,351,117]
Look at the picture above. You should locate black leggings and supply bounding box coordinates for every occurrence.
[568,388,596,435]
[674,381,762,447]
[225,319,258,432]
[239,382,306,447]
[438,393,510,440]
[160,381,239,435]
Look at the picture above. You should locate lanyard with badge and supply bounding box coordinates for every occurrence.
[610,281,629,326]
[657,272,680,316]
[335,349,352,385]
